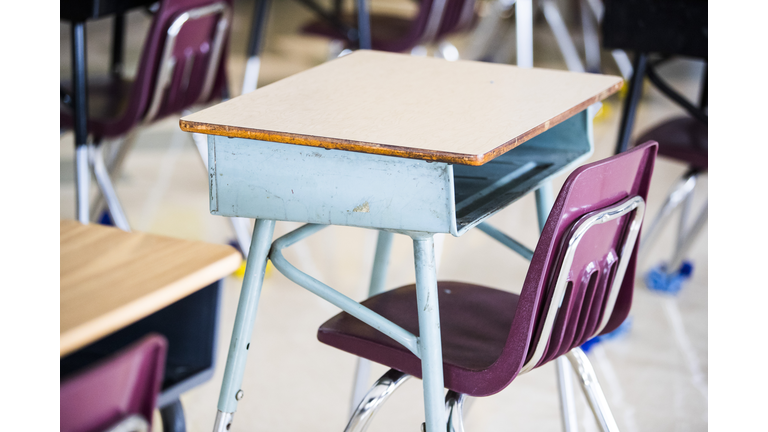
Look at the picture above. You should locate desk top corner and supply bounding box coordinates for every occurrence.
[60,220,242,356]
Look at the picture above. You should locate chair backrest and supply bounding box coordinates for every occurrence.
[61,334,167,432]
[115,0,233,132]
[475,142,657,396]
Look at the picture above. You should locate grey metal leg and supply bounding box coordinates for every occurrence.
[541,0,586,73]
[76,144,90,224]
[350,231,395,414]
[213,219,276,432]
[344,369,411,432]
[565,348,620,432]
[412,235,446,432]
[556,357,579,432]
[89,135,134,221]
[160,399,186,432]
[90,143,131,231]
[516,0,534,68]
[242,0,272,95]
[639,172,697,253]
[445,391,466,432]
[668,200,707,271]
[580,0,601,73]
[536,184,578,432]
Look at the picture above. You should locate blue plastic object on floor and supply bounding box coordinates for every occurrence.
[580,318,633,354]
[98,210,115,227]
[645,261,693,295]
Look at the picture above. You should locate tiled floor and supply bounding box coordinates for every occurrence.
[61,1,707,430]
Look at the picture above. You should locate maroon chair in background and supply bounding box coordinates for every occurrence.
[61,334,167,432]
[60,0,233,231]
[301,0,476,55]
[316,142,658,431]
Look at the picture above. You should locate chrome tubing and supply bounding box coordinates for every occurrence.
[344,369,411,432]
[445,391,466,432]
[212,410,234,432]
[557,356,579,432]
[639,173,696,252]
[90,143,131,231]
[521,196,646,373]
[566,348,621,432]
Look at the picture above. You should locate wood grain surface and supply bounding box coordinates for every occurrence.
[60,220,242,356]
[180,50,622,165]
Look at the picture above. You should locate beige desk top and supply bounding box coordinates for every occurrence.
[60,220,242,357]
[180,50,622,166]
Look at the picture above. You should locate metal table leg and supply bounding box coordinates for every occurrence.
[516,0,533,68]
[72,22,90,224]
[242,0,272,95]
[350,230,395,414]
[212,219,276,432]
[412,234,445,432]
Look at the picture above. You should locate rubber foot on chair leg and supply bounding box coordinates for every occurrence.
[645,261,694,295]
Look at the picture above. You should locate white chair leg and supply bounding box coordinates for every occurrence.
[565,348,621,432]
[89,143,131,232]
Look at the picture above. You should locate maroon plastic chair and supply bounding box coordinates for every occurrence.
[317,142,658,431]
[301,0,476,53]
[60,0,233,231]
[61,334,168,432]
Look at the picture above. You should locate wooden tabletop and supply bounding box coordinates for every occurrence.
[180,50,622,166]
[60,220,242,356]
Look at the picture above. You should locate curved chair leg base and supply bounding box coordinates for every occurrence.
[160,398,186,432]
[344,368,411,432]
[566,348,620,432]
[445,390,467,432]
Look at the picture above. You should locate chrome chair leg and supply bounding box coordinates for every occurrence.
[669,200,708,271]
[344,369,411,432]
[565,348,620,432]
[556,356,579,432]
[445,390,466,432]
[639,171,697,253]
[90,143,131,231]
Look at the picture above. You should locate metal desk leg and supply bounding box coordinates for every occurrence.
[242,0,272,95]
[516,0,533,68]
[161,399,186,432]
[350,230,395,415]
[212,219,276,432]
[72,22,90,224]
[536,184,578,432]
[412,235,445,432]
[356,0,372,50]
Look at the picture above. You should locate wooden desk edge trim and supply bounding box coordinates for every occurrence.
[178,81,621,166]
[60,253,242,357]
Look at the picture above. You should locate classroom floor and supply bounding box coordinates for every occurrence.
[60,1,708,430]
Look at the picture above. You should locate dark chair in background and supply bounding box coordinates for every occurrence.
[316,142,657,431]
[61,334,167,432]
[604,0,707,293]
[61,0,233,232]
[301,0,477,55]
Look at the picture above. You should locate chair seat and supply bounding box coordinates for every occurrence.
[636,116,707,171]
[302,14,421,53]
[61,75,137,139]
[318,281,519,396]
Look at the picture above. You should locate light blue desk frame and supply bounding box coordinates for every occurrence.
[205,108,596,432]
